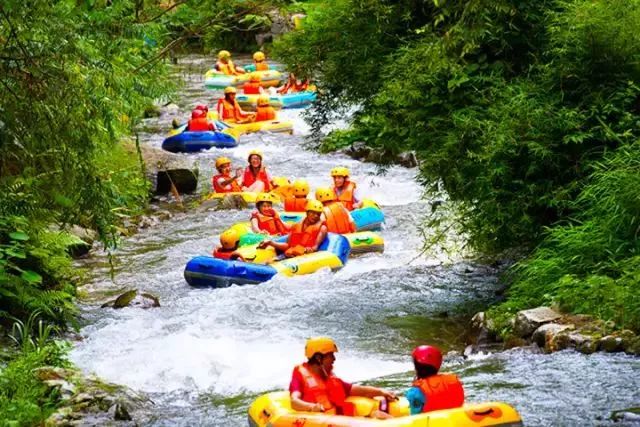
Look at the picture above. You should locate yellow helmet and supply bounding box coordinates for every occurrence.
[257,96,270,107]
[305,336,338,359]
[220,229,240,250]
[292,179,309,196]
[305,199,324,213]
[250,72,261,82]
[331,167,350,177]
[215,157,232,169]
[247,149,263,161]
[255,192,274,204]
[224,86,237,94]
[218,50,231,60]
[315,187,336,203]
[271,176,290,188]
[253,51,266,62]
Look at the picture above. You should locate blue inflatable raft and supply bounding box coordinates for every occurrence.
[161,126,238,153]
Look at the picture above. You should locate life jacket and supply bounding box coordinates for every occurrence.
[243,167,272,192]
[216,98,244,122]
[255,105,276,122]
[212,174,241,193]
[212,247,235,260]
[255,62,269,71]
[294,363,350,415]
[251,211,286,235]
[334,181,356,211]
[293,80,309,92]
[412,374,465,413]
[323,202,355,234]
[216,60,238,76]
[188,117,213,132]
[284,196,308,212]
[288,220,324,249]
[243,82,261,94]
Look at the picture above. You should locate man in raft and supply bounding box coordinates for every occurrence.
[253,51,269,71]
[215,50,244,75]
[405,345,464,414]
[315,187,356,234]
[216,86,256,123]
[289,337,396,418]
[258,200,327,258]
[331,167,362,211]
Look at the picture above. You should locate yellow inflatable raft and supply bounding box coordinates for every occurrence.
[208,112,293,136]
[248,391,523,427]
[204,69,284,89]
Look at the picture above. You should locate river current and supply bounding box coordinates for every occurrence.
[70,55,640,426]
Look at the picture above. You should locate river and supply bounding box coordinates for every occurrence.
[70,55,640,426]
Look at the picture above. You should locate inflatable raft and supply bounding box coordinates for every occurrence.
[161,125,238,153]
[184,233,351,287]
[204,69,283,89]
[236,91,317,110]
[210,112,294,136]
[248,391,523,427]
[237,230,384,255]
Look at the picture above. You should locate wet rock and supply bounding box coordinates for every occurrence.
[156,169,199,195]
[531,323,574,351]
[625,336,640,355]
[395,151,418,168]
[112,402,132,421]
[344,141,372,159]
[143,104,162,118]
[503,336,528,349]
[217,194,249,210]
[599,335,624,353]
[102,289,160,309]
[113,289,138,308]
[469,312,496,346]
[611,407,640,422]
[34,366,75,381]
[364,149,387,163]
[163,102,180,116]
[156,209,173,221]
[513,307,561,338]
[138,215,160,229]
[550,332,597,354]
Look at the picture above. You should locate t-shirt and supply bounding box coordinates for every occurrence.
[405,386,426,415]
[289,368,353,399]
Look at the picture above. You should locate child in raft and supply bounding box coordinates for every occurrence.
[212,229,243,260]
[250,193,290,236]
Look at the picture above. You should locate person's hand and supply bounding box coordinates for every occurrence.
[257,241,270,249]
[235,168,243,178]
[381,390,397,401]
[311,403,324,412]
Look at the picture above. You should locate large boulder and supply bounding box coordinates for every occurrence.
[513,307,561,338]
[395,151,419,168]
[531,323,574,351]
[156,169,199,195]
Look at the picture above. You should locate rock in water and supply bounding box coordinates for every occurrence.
[102,289,160,309]
[217,194,249,210]
[113,290,138,308]
[513,307,561,337]
[113,402,132,421]
[156,169,198,195]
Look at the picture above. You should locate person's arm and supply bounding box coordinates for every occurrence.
[259,239,289,251]
[352,188,363,209]
[310,224,328,253]
[291,391,323,412]
[250,217,264,234]
[216,175,239,189]
[350,384,396,401]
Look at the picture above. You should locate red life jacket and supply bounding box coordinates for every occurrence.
[188,117,214,131]
[323,202,355,234]
[251,211,286,235]
[212,174,241,193]
[255,106,276,122]
[288,220,324,249]
[255,62,269,71]
[216,60,238,76]
[212,247,235,260]
[412,374,465,413]
[334,181,357,211]
[243,167,271,191]
[294,363,350,415]
[284,196,308,212]
[243,82,261,94]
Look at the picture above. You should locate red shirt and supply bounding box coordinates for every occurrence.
[289,367,352,397]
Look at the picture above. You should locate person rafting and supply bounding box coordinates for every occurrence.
[243,72,265,95]
[331,167,362,211]
[212,157,242,193]
[258,200,327,258]
[187,107,216,132]
[212,229,242,260]
[284,179,310,212]
[405,345,465,414]
[253,51,269,71]
[254,96,277,122]
[277,72,310,94]
[251,193,289,235]
[217,87,256,123]
[215,50,244,75]
[315,187,356,234]
[288,337,396,418]
[242,150,272,192]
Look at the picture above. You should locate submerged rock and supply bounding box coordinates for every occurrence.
[101,289,160,309]
[217,194,249,210]
[513,307,561,338]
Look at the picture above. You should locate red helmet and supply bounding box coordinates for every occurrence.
[411,345,442,371]
[195,104,209,113]
[192,109,205,119]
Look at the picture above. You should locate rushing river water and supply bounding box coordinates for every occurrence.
[71,55,640,426]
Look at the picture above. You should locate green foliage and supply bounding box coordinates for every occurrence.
[0,340,70,426]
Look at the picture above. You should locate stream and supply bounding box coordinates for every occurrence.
[70,55,640,426]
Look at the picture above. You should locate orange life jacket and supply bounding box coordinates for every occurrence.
[255,106,276,122]
[323,202,355,234]
[255,62,269,71]
[217,98,245,122]
[216,60,238,76]
[243,167,271,191]
[212,247,235,260]
[251,211,286,235]
[412,374,465,413]
[188,117,214,132]
[288,220,324,249]
[212,174,241,193]
[294,363,349,415]
[334,181,356,211]
[284,196,308,212]
[243,82,261,94]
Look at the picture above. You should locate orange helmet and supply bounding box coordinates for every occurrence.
[305,337,338,359]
